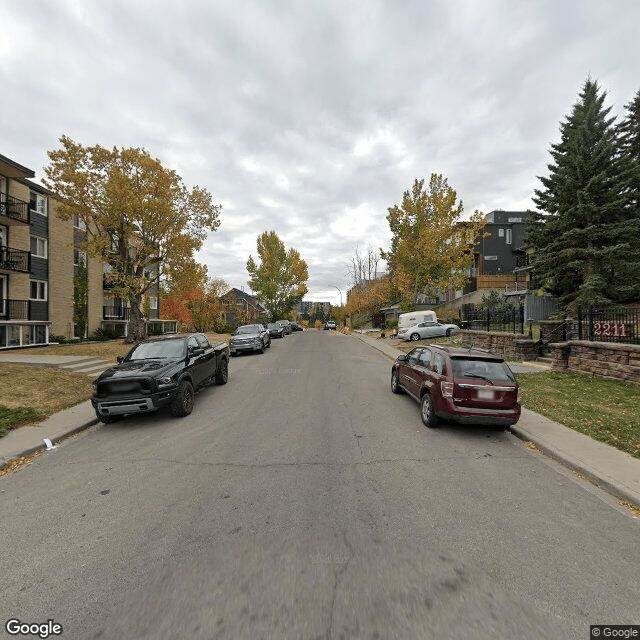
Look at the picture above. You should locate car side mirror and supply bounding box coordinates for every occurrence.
[189,347,205,357]
[396,354,408,363]
[117,356,124,363]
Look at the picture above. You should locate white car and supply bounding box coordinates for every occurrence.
[397,321,459,341]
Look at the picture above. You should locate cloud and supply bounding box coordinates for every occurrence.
[2,0,639,305]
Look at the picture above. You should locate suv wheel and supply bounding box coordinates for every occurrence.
[410,333,420,341]
[171,380,194,417]
[391,370,404,394]
[420,393,438,428]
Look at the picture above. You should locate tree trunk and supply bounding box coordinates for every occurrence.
[128,298,147,342]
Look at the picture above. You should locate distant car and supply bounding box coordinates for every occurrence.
[267,323,285,338]
[397,321,459,341]
[290,322,303,331]
[229,324,271,356]
[324,321,337,330]
[391,344,520,429]
[276,320,292,334]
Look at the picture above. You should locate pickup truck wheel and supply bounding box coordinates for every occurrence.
[420,393,438,428]
[445,328,452,337]
[214,359,228,385]
[170,380,194,417]
[258,342,265,354]
[410,333,420,341]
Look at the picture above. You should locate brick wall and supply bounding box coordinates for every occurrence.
[48,199,74,337]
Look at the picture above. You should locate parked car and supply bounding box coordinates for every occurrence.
[290,322,303,331]
[267,323,285,338]
[91,333,229,423]
[397,321,459,341]
[324,320,337,330]
[229,324,271,356]
[276,320,292,334]
[391,345,520,429]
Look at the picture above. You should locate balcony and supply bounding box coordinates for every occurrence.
[0,247,30,273]
[0,195,30,225]
[103,306,129,320]
[0,299,30,319]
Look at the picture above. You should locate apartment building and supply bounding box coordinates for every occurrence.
[0,152,175,349]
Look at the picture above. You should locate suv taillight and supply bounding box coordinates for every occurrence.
[441,381,454,398]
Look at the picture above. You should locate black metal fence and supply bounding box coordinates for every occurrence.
[577,307,640,345]
[460,305,525,334]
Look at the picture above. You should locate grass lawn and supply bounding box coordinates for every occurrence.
[0,365,94,437]
[516,370,640,459]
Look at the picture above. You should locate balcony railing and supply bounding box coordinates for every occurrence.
[103,306,129,320]
[0,299,30,319]
[0,247,30,272]
[0,195,30,224]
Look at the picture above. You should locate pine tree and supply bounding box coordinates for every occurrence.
[615,88,640,301]
[527,79,631,310]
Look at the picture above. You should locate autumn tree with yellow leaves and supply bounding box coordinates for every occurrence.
[246,231,309,321]
[44,136,221,341]
[381,174,485,305]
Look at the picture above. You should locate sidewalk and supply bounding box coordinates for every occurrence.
[354,331,640,509]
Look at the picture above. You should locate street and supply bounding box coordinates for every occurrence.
[1,329,638,639]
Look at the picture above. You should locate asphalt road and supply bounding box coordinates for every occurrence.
[1,330,638,639]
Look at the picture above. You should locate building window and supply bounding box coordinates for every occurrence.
[30,280,48,301]
[498,228,504,237]
[30,236,48,258]
[484,255,498,261]
[73,214,86,230]
[505,229,512,245]
[149,296,158,310]
[74,248,87,265]
[508,217,523,223]
[30,193,47,216]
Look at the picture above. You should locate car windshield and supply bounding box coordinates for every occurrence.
[451,358,515,383]
[127,339,185,360]
[236,325,260,334]
[267,324,279,329]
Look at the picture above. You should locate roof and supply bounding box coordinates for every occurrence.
[0,153,36,179]
[428,344,505,360]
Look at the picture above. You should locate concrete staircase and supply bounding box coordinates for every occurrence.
[57,358,112,378]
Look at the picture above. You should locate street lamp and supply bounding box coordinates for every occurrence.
[328,285,343,307]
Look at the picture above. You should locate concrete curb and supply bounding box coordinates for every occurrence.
[0,401,99,470]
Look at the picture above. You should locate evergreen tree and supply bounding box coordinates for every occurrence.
[615,88,640,300]
[527,79,631,310]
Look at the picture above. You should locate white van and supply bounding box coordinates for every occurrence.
[397,311,437,330]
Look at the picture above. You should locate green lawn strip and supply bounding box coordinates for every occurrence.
[0,405,49,438]
[516,371,640,459]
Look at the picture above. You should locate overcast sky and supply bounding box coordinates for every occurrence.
[2,1,639,305]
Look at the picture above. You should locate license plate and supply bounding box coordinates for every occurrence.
[477,389,495,400]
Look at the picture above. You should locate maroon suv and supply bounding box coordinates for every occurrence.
[391,345,521,429]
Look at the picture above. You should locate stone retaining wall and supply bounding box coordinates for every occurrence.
[458,330,538,361]
[546,340,640,385]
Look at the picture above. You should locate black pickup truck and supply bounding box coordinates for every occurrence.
[91,333,229,423]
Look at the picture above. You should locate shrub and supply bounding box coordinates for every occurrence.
[49,335,68,344]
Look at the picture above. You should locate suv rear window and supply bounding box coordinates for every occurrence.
[451,358,515,383]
